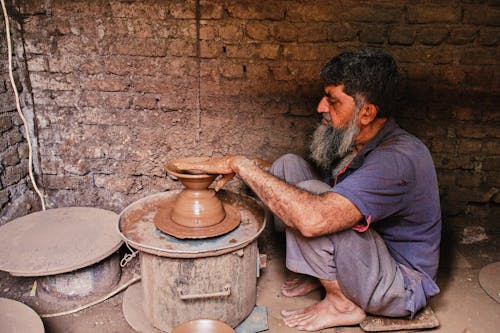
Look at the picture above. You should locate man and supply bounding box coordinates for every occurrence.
[173,48,441,331]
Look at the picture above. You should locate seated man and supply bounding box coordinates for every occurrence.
[173,48,441,331]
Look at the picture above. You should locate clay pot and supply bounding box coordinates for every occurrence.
[170,182,226,228]
[155,157,240,239]
[166,157,226,228]
[171,319,235,333]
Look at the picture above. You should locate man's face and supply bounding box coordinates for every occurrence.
[317,84,357,129]
[310,85,361,172]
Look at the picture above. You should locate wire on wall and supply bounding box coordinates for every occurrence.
[195,0,201,142]
[1,0,46,210]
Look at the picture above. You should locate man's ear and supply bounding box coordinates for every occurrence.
[359,103,378,125]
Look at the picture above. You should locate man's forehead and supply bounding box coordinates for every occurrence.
[324,84,348,98]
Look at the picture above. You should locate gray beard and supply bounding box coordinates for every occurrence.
[309,119,360,176]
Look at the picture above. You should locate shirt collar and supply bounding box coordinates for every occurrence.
[348,118,399,169]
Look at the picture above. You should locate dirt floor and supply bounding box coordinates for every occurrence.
[0,229,499,333]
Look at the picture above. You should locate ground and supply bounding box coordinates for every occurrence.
[0,229,498,333]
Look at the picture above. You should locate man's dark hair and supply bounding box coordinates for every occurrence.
[320,48,399,118]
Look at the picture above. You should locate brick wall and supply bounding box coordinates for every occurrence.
[1,0,498,241]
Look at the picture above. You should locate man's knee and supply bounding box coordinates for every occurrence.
[297,180,331,195]
[270,153,318,184]
[270,154,306,175]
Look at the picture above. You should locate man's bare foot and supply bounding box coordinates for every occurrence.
[281,275,322,297]
[281,294,366,331]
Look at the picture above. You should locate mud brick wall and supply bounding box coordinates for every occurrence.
[0,0,498,242]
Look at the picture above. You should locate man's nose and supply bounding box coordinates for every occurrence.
[317,97,328,113]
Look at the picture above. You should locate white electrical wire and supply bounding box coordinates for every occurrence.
[40,274,142,318]
[1,0,46,210]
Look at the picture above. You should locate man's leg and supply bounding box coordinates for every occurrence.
[269,154,321,232]
[282,228,410,330]
[280,178,332,297]
[282,279,365,331]
[269,157,329,298]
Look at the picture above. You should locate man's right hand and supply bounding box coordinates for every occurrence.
[171,156,241,175]
[170,156,272,191]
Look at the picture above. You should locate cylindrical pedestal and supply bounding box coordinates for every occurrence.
[38,252,121,299]
[141,241,258,332]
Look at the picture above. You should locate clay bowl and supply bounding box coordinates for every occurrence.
[171,319,235,333]
[166,157,216,190]
[165,157,226,228]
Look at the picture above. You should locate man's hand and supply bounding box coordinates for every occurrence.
[170,156,271,191]
[171,156,241,175]
[170,156,241,191]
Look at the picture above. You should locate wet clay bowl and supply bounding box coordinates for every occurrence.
[154,157,241,239]
[171,319,235,333]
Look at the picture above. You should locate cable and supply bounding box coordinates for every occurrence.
[40,274,142,318]
[1,0,46,210]
[120,242,139,267]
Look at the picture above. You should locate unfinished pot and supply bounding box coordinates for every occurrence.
[154,157,240,239]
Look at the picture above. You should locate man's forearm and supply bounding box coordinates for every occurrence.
[231,157,362,237]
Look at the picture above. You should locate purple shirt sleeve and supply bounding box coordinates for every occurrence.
[331,149,413,231]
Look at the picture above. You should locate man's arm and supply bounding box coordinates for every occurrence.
[232,157,363,237]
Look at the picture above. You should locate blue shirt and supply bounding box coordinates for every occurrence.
[332,118,441,316]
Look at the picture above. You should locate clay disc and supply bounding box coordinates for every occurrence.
[172,319,235,333]
[0,297,44,333]
[154,203,241,239]
[479,262,500,303]
[0,207,122,276]
[122,282,163,333]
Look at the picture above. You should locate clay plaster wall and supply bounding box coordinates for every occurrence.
[0,0,498,242]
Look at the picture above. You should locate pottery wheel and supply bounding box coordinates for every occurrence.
[479,262,500,303]
[118,190,267,258]
[0,297,44,333]
[154,203,240,239]
[0,207,123,276]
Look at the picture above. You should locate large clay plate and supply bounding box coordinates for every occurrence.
[0,207,122,276]
[479,262,500,303]
[172,319,235,333]
[122,283,163,333]
[154,203,241,239]
[118,190,267,258]
[0,297,44,333]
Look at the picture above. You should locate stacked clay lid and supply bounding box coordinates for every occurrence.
[0,207,122,276]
